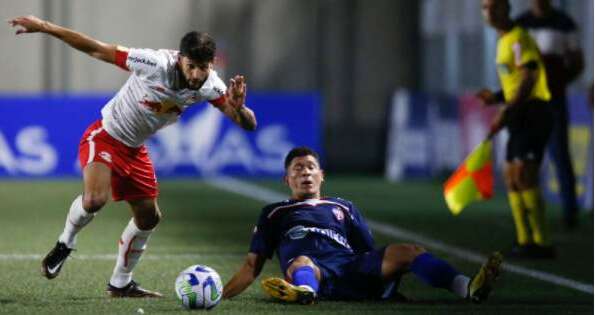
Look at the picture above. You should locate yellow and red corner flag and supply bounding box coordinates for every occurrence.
[443,140,494,215]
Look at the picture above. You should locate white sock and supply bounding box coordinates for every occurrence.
[58,195,95,249]
[451,274,471,298]
[297,285,316,296]
[110,219,153,288]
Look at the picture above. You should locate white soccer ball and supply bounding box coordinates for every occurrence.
[175,264,223,310]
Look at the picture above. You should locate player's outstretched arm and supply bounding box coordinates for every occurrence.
[215,75,257,131]
[223,253,266,299]
[9,15,124,65]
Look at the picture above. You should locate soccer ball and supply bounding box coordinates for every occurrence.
[175,264,223,310]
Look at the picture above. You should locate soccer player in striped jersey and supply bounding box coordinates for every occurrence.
[223,147,502,304]
[476,0,555,258]
[9,15,257,297]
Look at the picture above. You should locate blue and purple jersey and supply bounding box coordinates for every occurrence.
[249,197,375,273]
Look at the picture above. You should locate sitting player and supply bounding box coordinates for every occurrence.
[223,147,502,303]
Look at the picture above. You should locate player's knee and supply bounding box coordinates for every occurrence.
[291,255,314,267]
[82,193,108,213]
[386,243,426,266]
[152,209,163,227]
[503,175,515,190]
[503,170,518,190]
[511,173,524,190]
[136,208,161,230]
[382,244,426,277]
[286,255,316,279]
[402,244,426,260]
[519,168,539,188]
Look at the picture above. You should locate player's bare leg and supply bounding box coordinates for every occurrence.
[107,198,162,298]
[381,243,426,278]
[380,244,428,302]
[42,162,111,279]
[262,256,320,304]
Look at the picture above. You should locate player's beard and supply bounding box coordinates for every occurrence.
[187,80,201,90]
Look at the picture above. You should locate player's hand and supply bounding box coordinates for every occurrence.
[227,75,247,110]
[485,124,499,141]
[8,15,48,35]
[475,89,498,106]
[485,108,505,140]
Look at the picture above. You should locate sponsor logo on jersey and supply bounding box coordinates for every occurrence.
[128,56,157,67]
[285,225,352,251]
[286,225,309,240]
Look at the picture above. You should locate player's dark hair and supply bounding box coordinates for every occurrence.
[502,0,510,15]
[284,147,320,170]
[179,31,216,64]
[491,0,511,15]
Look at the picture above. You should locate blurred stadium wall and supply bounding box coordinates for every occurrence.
[0,0,592,173]
[1,0,419,173]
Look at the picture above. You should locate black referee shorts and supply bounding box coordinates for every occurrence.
[504,100,553,164]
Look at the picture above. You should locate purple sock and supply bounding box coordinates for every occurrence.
[410,252,461,290]
[291,266,319,293]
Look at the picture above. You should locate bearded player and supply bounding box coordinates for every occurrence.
[9,15,257,297]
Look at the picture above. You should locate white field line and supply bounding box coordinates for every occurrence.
[205,176,594,295]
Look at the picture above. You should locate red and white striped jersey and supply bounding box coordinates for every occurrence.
[101,48,226,147]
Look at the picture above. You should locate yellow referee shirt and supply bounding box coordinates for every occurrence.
[496,26,551,103]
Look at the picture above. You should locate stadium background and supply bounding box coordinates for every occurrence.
[0,0,593,314]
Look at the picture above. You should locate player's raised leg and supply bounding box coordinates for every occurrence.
[107,198,162,298]
[261,255,320,304]
[41,162,111,279]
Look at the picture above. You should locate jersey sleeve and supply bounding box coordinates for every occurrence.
[207,71,227,107]
[248,210,275,259]
[511,34,540,68]
[115,48,165,77]
[347,202,375,253]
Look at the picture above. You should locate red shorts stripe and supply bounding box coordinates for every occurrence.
[85,127,104,165]
[79,120,158,201]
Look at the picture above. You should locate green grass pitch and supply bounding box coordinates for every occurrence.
[0,176,592,314]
